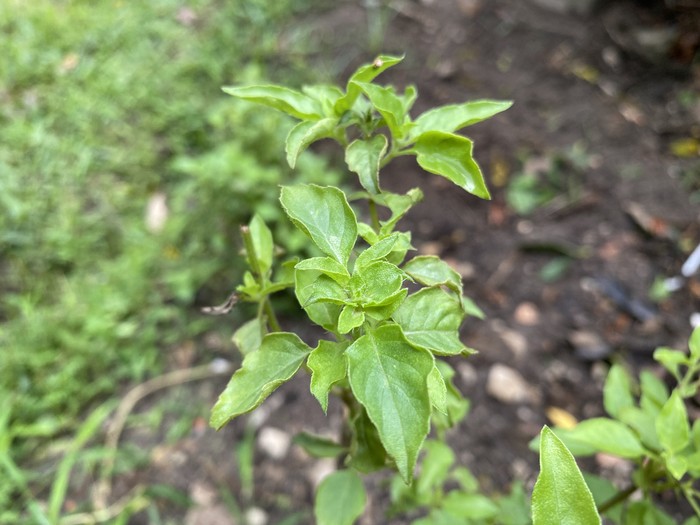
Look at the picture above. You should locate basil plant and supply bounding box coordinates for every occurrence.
[209,55,512,524]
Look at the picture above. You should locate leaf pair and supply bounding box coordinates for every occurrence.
[223,55,512,201]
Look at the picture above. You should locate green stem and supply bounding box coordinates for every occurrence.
[678,361,700,397]
[597,485,637,514]
[683,485,700,517]
[368,199,381,232]
[263,299,281,332]
[380,147,413,169]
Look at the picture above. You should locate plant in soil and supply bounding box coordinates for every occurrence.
[209,55,700,524]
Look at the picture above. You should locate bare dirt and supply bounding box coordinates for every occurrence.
[109,1,700,523]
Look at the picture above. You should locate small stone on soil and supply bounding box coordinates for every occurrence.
[257,427,291,460]
[486,364,539,405]
[185,505,237,525]
[307,458,337,488]
[513,302,540,326]
[245,507,268,525]
[456,362,478,387]
[568,329,612,360]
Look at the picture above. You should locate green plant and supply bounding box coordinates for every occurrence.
[535,327,700,524]
[209,54,514,522]
[0,0,340,520]
[210,54,700,524]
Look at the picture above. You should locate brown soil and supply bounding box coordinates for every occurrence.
[108,1,700,523]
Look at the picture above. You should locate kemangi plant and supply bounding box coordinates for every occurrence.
[209,54,509,523]
[208,55,700,524]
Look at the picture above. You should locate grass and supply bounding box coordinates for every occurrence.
[0,0,339,521]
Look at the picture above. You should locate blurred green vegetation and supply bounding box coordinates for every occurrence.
[0,0,339,519]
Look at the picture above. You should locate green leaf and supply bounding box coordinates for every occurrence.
[690,326,700,361]
[436,360,470,427]
[247,214,274,276]
[403,255,463,294]
[618,406,661,450]
[294,268,343,331]
[400,84,418,115]
[350,260,405,306]
[302,84,344,115]
[338,305,365,334]
[295,257,351,285]
[531,426,600,525]
[345,135,387,194]
[315,470,366,525]
[376,188,423,235]
[392,287,468,356]
[223,84,322,120]
[355,233,401,272]
[412,100,513,138]
[653,347,688,381]
[656,391,690,454]
[357,222,379,244]
[663,451,687,480]
[362,289,408,322]
[640,370,669,415]
[280,184,357,265]
[427,365,447,415]
[552,418,646,459]
[348,408,387,473]
[461,295,485,319]
[603,364,635,419]
[286,118,337,169]
[334,54,404,114]
[582,473,623,524]
[295,271,347,308]
[355,233,400,270]
[414,131,491,199]
[210,333,311,429]
[346,324,433,482]
[624,500,676,525]
[495,481,532,525]
[416,440,454,495]
[442,492,499,520]
[293,431,347,458]
[308,340,349,413]
[352,81,406,138]
[232,318,263,356]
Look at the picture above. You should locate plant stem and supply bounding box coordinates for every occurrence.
[597,485,637,514]
[264,299,281,332]
[368,199,381,232]
[683,485,700,517]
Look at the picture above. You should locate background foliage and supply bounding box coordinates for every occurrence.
[0,0,337,519]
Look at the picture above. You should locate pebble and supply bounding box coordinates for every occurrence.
[568,330,611,361]
[257,427,291,460]
[456,362,478,388]
[514,302,540,326]
[306,458,337,489]
[491,319,528,358]
[528,0,600,15]
[185,505,238,525]
[486,364,539,405]
[245,507,268,525]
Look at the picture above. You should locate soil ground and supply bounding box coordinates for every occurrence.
[101,1,700,523]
